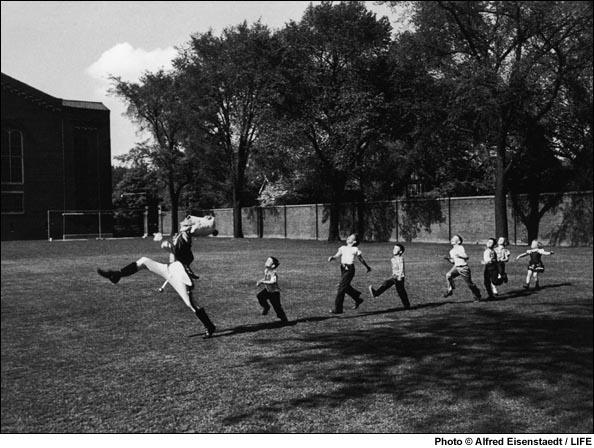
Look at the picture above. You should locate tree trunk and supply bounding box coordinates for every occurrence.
[356,183,365,241]
[327,177,346,242]
[494,152,509,240]
[525,192,541,242]
[357,200,365,241]
[232,183,244,238]
[169,175,179,234]
[170,201,179,235]
[328,201,341,242]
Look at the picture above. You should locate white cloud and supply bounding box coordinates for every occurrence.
[87,42,176,83]
[86,43,177,161]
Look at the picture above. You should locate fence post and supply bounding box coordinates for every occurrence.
[158,205,163,234]
[448,196,452,241]
[143,206,149,238]
[98,211,102,239]
[315,204,319,240]
[513,205,517,245]
[257,207,263,238]
[395,200,399,242]
[284,205,287,238]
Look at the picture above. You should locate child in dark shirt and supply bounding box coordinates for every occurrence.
[516,240,554,290]
[256,256,288,322]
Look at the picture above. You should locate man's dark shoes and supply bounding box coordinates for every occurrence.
[97,268,121,284]
[353,297,364,309]
[329,309,342,314]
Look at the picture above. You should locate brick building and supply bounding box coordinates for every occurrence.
[1,72,112,240]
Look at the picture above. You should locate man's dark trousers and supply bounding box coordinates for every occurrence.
[333,264,361,313]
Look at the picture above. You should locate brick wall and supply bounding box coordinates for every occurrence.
[160,192,592,246]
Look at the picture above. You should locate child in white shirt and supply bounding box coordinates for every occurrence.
[328,234,372,314]
[444,234,482,301]
[368,243,410,309]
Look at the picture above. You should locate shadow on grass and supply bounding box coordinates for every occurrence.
[487,282,572,302]
[189,320,298,338]
[187,284,574,340]
[207,299,461,338]
[219,299,593,433]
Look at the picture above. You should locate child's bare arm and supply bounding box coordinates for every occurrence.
[358,255,372,272]
[328,250,341,262]
[516,252,528,260]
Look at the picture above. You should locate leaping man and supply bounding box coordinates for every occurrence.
[97,215,218,339]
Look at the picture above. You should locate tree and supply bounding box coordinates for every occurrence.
[509,59,593,241]
[382,30,496,199]
[175,21,282,238]
[508,121,568,241]
[276,1,393,241]
[110,70,199,232]
[384,1,593,239]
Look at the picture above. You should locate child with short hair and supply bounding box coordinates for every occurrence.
[516,240,554,290]
[368,243,411,309]
[328,234,372,314]
[494,237,511,283]
[256,256,288,322]
[481,237,501,300]
[443,234,482,301]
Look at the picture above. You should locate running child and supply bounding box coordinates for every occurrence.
[256,256,288,322]
[481,237,501,300]
[368,243,410,309]
[516,240,554,290]
[491,236,511,295]
[443,234,482,301]
[328,234,372,314]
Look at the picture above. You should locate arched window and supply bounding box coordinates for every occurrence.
[1,128,24,184]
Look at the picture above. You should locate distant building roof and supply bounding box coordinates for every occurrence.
[1,72,61,111]
[1,72,109,112]
[62,99,109,111]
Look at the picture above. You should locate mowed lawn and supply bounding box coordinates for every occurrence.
[1,237,592,433]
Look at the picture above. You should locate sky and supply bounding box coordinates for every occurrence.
[1,1,406,163]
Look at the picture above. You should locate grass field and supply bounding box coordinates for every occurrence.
[1,237,592,433]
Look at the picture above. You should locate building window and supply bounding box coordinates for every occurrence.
[1,128,24,184]
[1,192,24,214]
[407,172,424,197]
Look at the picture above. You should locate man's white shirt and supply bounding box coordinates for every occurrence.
[338,245,361,265]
